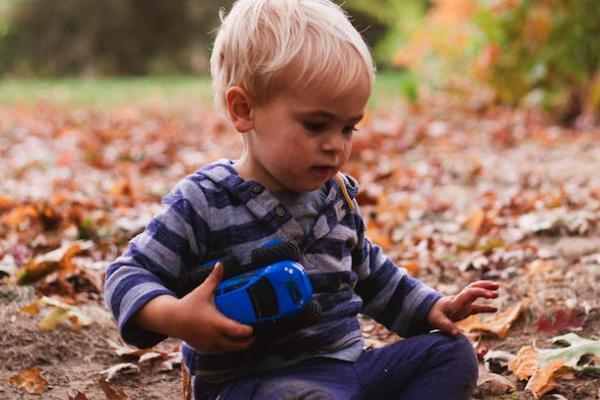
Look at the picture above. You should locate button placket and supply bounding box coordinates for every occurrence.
[274,206,285,217]
[251,184,263,194]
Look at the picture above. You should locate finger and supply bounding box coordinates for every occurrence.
[201,262,225,295]
[216,316,254,338]
[471,304,498,314]
[468,281,500,290]
[217,335,256,352]
[455,287,498,308]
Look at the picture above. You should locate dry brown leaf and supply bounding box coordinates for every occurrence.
[69,392,89,400]
[98,379,130,400]
[106,339,154,357]
[100,363,140,381]
[457,298,529,338]
[464,209,486,235]
[15,241,87,284]
[508,346,565,398]
[9,367,48,395]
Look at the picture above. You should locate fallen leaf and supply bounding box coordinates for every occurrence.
[458,298,530,338]
[106,339,153,357]
[537,309,586,334]
[100,363,140,381]
[9,367,48,395]
[476,368,516,397]
[509,346,565,398]
[69,392,89,400]
[142,351,182,373]
[35,296,93,331]
[464,209,486,235]
[15,241,90,284]
[98,379,130,400]
[509,333,600,398]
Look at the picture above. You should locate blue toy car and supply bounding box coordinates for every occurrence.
[215,260,313,325]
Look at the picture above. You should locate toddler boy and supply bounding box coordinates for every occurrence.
[105,0,499,398]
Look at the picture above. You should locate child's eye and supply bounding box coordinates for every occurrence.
[303,122,327,133]
[342,126,359,135]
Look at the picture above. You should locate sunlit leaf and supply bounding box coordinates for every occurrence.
[458,298,530,338]
[15,241,90,284]
[509,333,600,398]
[35,296,93,331]
[9,367,48,395]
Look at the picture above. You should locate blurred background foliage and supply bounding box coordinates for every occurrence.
[0,0,597,123]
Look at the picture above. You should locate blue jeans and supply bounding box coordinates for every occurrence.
[193,332,478,400]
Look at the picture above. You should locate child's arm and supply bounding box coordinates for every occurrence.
[132,263,254,353]
[426,280,499,336]
[351,213,443,337]
[104,177,253,352]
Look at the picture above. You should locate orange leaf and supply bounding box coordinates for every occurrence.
[2,204,39,228]
[464,209,485,235]
[15,241,85,284]
[20,301,40,316]
[9,367,48,395]
[457,298,530,338]
[508,346,565,398]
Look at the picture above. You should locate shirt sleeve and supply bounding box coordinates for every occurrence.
[104,178,210,348]
[351,209,443,337]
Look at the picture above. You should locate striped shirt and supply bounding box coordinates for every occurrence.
[104,159,442,383]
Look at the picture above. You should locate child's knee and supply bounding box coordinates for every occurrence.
[434,333,479,382]
[254,378,336,400]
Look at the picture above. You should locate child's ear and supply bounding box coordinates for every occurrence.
[225,86,254,133]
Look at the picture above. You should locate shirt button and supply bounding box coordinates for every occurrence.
[275,206,285,217]
[251,184,263,194]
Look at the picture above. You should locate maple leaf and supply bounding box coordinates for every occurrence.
[508,333,600,398]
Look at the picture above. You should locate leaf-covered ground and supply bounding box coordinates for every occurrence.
[1,95,599,399]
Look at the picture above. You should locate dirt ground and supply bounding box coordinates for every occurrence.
[1,100,599,399]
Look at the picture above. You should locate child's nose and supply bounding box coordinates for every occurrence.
[321,132,346,154]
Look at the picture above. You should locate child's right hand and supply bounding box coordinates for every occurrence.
[174,263,255,353]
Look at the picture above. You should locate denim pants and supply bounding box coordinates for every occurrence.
[193,332,479,400]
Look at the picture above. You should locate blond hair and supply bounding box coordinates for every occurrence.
[210,0,375,112]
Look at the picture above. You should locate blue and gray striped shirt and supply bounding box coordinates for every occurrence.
[104,159,442,383]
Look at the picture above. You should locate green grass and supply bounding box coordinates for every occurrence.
[0,70,417,108]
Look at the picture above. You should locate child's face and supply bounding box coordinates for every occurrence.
[236,74,371,193]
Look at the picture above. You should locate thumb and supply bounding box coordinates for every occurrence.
[200,262,224,296]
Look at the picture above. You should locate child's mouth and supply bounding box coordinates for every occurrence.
[310,166,335,178]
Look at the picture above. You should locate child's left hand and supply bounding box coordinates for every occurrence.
[427,280,500,336]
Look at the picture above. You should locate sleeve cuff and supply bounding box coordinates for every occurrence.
[404,290,444,337]
[118,289,176,349]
